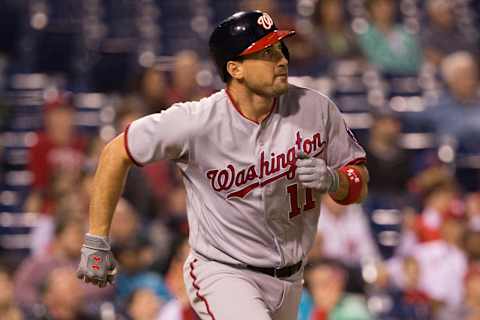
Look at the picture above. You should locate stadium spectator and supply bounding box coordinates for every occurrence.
[0,267,23,320]
[365,111,411,199]
[0,98,8,186]
[369,257,432,319]
[299,258,372,320]
[414,52,480,140]
[109,198,142,246]
[83,135,107,173]
[356,0,422,75]
[408,214,468,308]
[310,0,362,72]
[0,3,479,319]
[126,288,164,320]
[318,195,380,266]
[14,215,112,315]
[148,186,189,274]
[410,167,460,244]
[437,263,480,320]
[25,95,86,215]
[29,166,94,256]
[397,256,433,319]
[109,193,178,276]
[422,0,478,66]
[31,267,98,320]
[113,236,171,303]
[28,94,85,185]
[167,50,209,104]
[466,192,480,232]
[392,174,468,308]
[30,203,85,257]
[24,167,82,215]
[464,264,480,318]
[136,66,169,114]
[283,33,318,77]
[465,230,480,262]
[307,233,324,263]
[158,237,199,320]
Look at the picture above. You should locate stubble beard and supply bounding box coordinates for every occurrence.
[245,77,289,98]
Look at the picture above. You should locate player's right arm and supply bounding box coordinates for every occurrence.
[77,133,132,287]
[89,133,133,237]
[78,103,196,287]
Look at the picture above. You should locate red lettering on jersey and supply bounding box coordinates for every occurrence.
[235,168,246,186]
[206,131,326,198]
[246,165,257,180]
[295,131,302,151]
[303,139,312,154]
[259,151,271,178]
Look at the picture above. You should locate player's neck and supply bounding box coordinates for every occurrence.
[227,82,274,123]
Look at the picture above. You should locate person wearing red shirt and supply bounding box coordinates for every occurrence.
[25,96,86,214]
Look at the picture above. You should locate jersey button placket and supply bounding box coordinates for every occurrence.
[256,126,266,200]
[259,120,268,146]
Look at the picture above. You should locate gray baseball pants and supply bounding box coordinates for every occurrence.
[183,252,303,320]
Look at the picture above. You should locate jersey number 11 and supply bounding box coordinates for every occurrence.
[287,183,316,219]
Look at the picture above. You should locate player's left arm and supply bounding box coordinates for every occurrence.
[329,164,369,204]
[296,98,370,204]
[321,98,369,205]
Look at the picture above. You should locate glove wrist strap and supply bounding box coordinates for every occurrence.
[84,233,111,251]
[326,166,340,193]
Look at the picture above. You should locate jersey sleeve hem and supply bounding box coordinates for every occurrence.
[124,123,145,167]
[345,157,367,166]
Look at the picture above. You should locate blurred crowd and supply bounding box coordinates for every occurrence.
[0,0,480,319]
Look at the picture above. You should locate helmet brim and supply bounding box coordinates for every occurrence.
[239,30,296,56]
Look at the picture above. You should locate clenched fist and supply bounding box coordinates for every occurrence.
[296,152,339,193]
[77,233,118,288]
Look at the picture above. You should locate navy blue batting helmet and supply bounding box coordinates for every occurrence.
[209,11,296,82]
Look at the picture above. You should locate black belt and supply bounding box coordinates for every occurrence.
[246,260,303,278]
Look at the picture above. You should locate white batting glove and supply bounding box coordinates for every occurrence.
[296,152,339,193]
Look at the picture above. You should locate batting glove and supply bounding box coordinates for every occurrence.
[77,233,118,288]
[296,152,339,193]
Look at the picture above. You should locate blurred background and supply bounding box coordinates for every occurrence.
[0,0,479,319]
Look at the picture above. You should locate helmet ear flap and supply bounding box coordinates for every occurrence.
[280,41,290,61]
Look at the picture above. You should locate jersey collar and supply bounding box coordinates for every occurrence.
[225,89,277,126]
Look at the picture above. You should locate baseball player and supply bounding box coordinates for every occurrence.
[77,10,369,320]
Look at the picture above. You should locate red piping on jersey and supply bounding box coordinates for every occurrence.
[124,123,144,167]
[345,157,367,166]
[189,259,216,320]
[225,89,276,125]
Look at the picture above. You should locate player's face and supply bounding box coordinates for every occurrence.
[240,42,289,97]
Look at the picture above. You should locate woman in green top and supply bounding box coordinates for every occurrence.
[357,0,422,75]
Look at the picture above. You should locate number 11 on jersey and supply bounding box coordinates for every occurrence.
[286,183,316,219]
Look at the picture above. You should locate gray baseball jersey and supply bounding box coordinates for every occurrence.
[125,84,366,268]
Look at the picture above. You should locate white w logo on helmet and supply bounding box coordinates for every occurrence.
[257,13,273,30]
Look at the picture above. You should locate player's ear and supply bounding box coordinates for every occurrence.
[226,60,244,80]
